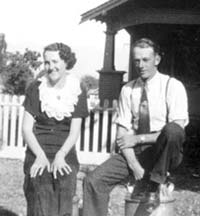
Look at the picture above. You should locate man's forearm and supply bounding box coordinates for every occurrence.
[117,125,145,179]
[121,146,145,180]
[121,148,138,164]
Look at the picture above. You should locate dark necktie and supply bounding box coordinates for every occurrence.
[137,83,150,134]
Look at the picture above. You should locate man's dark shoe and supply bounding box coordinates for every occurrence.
[131,191,146,200]
[143,191,160,213]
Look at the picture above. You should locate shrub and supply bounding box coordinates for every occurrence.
[0,49,42,95]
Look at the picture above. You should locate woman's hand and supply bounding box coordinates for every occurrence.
[51,150,72,179]
[117,134,138,150]
[30,153,50,178]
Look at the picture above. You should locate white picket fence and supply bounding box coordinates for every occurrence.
[0,94,118,165]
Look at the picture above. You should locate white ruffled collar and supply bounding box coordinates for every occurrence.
[38,74,81,120]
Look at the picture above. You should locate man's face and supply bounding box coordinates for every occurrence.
[132,46,161,80]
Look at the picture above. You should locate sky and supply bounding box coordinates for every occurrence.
[0,0,130,78]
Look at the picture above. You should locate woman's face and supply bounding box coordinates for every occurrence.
[44,50,67,85]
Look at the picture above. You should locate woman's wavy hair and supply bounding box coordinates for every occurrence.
[43,42,76,70]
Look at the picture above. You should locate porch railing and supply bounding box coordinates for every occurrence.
[0,94,118,165]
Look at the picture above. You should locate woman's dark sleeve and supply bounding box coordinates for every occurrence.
[72,84,89,118]
[23,81,39,117]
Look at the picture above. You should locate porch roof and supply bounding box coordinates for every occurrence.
[80,0,200,27]
[80,0,129,23]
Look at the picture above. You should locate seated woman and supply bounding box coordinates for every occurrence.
[22,42,88,216]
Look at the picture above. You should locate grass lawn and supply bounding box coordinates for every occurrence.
[0,159,26,216]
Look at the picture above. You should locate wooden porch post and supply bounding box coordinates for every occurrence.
[99,24,125,107]
[128,32,140,81]
[103,24,116,71]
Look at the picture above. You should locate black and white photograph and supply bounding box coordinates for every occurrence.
[0,0,200,216]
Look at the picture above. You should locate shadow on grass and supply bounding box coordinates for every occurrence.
[176,120,200,192]
[172,157,200,193]
[0,206,18,216]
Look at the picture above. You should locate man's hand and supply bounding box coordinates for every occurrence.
[128,159,145,180]
[51,150,72,179]
[117,134,138,150]
[30,153,50,178]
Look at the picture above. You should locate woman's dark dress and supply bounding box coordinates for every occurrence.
[23,81,88,216]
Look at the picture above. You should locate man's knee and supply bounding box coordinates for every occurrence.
[156,122,185,153]
[162,122,185,139]
[83,171,109,193]
[84,172,100,190]
[83,172,94,188]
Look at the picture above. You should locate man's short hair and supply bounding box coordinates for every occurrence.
[132,38,161,55]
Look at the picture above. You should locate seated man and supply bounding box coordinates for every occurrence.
[82,38,189,216]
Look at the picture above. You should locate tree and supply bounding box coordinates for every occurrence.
[81,75,99,93]
[0,49,42,95]
[0,33,7,64]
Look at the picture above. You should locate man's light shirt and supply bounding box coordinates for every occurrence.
[116,71,189,132]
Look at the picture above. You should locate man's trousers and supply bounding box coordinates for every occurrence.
[82,122,185,216]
